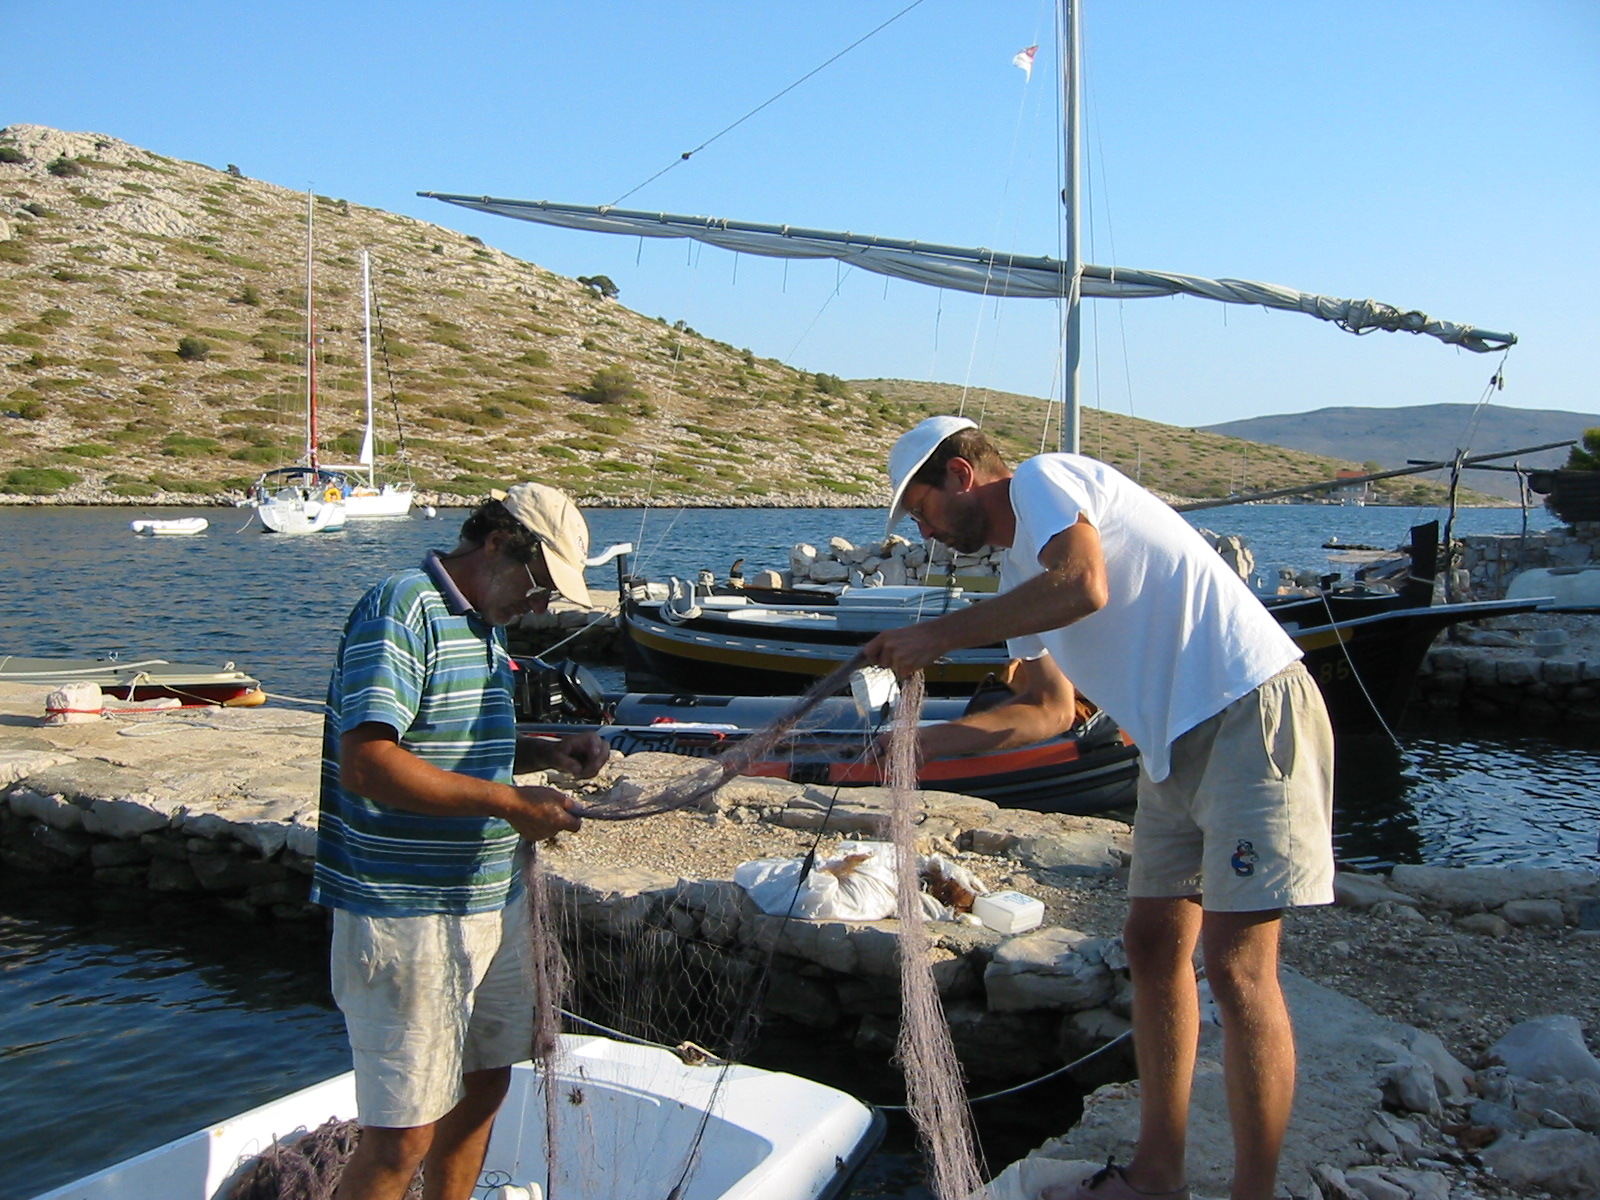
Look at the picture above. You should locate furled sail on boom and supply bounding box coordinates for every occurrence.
[418,194,1515,354]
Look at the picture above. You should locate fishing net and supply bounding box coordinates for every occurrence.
[572,652,872,821]
[225,1119,423,1200]
[521,655,988,1200]
[885,671,988,1200]
[239,651,989,1200]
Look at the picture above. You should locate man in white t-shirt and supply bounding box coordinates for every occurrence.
[864,416,1335,1200]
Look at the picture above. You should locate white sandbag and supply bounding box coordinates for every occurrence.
[44,682,103,725]
[734,840,902,920]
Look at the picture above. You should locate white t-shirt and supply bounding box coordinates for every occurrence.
[1001,454,1301,781]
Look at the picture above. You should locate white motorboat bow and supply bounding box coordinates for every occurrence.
[30,1034,883,1200]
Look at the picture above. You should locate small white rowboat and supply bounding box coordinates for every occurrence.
[31,1034,883,1200]
[130,518,209,536]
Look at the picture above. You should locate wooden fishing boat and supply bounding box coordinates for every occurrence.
[614,553,1544,737]
[0,655,266,707]
[30,1033,883,1200]
[517,663,1140,815]
[129,517,209,536]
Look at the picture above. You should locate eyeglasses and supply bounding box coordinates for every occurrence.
[524,561,560,604]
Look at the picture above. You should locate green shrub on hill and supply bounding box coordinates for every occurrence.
[5,466,80,494]
[176,335,211,361]
[577,365,642,406]
[161,433,220,457]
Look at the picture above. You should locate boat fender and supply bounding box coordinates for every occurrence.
[484,1185,541,1200]
[661,578,702,624]
[44,681,104,725]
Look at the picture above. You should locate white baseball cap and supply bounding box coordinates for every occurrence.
[885,415,977,535]
[497,483,592,608]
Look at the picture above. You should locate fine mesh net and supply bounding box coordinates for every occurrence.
[886,671,987,1200]
[225,1120,423,1200]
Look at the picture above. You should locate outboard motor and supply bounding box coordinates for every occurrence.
[511,656,609,723]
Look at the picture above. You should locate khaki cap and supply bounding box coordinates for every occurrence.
[496,483,592,608]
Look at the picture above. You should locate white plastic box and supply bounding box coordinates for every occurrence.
[972,890,1045,935]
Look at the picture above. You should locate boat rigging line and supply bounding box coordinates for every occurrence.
[608,0,934,208]
[1172,440,1575,514]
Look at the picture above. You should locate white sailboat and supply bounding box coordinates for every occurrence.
[250,191,347,535]
[323,249,415,518]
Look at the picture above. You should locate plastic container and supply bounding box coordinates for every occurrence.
[972,890,1045,935]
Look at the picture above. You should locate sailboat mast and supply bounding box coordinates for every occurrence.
[304,191,321,474]
[1059,0,1083,456]
[360,250,375,487]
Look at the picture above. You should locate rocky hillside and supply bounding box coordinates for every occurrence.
[0,124,1484,508]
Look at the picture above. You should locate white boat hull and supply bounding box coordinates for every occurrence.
[254,492,346,534]
[130,518,209,536]
[342,482,414,518]
[31,1034,881,1200]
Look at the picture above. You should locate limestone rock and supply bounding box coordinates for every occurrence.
[1341,1168,1408,1200]
[1490,1015,1600,1086]
[1515,1078,1600,1132]
[81,794,176,839]
[1367,1166,1449,1200]
[0,739,73,787]
[984,927,1114,1013]
[1479,1126,1600,1195]
[1455,912,1511,937]
[1334,871,1422,911]
[1390,863,1599,910]
[1500,897,1565,927]
[1010,829,1129,877]
[7,785,88,830]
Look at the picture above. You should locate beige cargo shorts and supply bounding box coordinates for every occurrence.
[1129,662,1335,912]
[330,899,534,1128]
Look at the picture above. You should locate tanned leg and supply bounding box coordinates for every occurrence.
[1121,895,1203,1195]
[334,1123,435,1200]
[1200,909,1292,1200]
[421,1066,512,1200]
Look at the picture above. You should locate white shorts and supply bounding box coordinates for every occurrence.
[330,900,535,1128]
[1129,663,1335,912]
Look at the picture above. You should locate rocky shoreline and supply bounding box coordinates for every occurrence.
[3,681,1598,1198]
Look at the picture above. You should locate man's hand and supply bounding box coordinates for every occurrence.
[509,785,583,840]
[519,731,609,779]
[863,619,954,678]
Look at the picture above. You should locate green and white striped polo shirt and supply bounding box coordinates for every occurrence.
[311,552,521,916]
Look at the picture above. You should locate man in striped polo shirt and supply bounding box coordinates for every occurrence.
[312,483,607,1200]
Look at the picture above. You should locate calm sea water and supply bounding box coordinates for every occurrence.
[1,502,1596,1198]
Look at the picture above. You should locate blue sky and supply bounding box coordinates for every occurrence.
[5,1,1596,434]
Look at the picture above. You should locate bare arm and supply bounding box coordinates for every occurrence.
[341,723,581,840]
[914,654,1080,759]
[864,516,1108,677]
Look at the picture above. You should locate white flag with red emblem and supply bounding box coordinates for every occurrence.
[1012,45,1037,81]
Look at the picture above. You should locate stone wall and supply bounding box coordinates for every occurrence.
[783,536,1003,590]
[1458,522,1600,599]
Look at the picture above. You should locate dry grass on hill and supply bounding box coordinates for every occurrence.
[0,124,1487,509]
